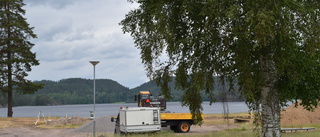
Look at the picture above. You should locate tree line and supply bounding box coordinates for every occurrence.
[0,78,244,107]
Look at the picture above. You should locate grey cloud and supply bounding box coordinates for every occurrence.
[39,21,73,41]
[25,0,145,88]
[97,33,138,59]
[25,0,76,9]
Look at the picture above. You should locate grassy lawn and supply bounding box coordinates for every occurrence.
[107,128,320,137]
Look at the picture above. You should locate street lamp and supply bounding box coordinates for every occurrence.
[89,60,99,137]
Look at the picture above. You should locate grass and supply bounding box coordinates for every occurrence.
[282,130,320,137]
[103,131,256,137]
[0,117,35,128]
[281,123,320,129]
[2,113,320,137]
[113,102,125,104]
[99,129,320,137]
[0,117,88,129]
[204,112,250,118]
[204,112,251,124]
[95,112,320,137]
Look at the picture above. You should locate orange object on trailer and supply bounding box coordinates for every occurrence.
[134,91,166,110]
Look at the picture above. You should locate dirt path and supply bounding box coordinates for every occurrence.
[0,124,236,137]
[0,116,238,137]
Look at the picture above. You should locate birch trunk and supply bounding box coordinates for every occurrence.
[261,87,281,137]
[260,55,281,137]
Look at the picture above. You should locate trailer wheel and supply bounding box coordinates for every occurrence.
[177,121,190,133]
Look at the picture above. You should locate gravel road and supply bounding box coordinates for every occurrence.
[71,116,228,134]
[0,116,236,137]
[72,116,114,133]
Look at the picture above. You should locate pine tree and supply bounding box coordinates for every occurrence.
[0,0,43,117]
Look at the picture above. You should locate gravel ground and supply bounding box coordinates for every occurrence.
[71,116,233,134]
[0,116,115,137]
[71,116,172,133]
[72,116,114,133]
[0,116,236,137]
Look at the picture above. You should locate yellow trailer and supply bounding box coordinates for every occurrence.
[160,113,204,133]
[134,91,203,133]
[161,113,195,120]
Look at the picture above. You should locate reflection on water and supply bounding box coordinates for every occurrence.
[0,102,249,117]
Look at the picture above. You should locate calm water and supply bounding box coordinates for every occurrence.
[0,102,249,117]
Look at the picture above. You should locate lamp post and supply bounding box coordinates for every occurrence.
[89,60,99,137]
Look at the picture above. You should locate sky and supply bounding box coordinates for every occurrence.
[23,0,147,88]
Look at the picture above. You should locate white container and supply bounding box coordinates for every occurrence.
[113,107,161,134]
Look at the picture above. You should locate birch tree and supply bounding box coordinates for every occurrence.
[120,0,320,137]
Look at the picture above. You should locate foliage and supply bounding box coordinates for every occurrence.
[0,0,43,117]
[120,0,320,136]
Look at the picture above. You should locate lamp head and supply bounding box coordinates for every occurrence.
[89,61,100,66]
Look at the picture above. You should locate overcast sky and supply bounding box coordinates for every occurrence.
[23,0,146,88]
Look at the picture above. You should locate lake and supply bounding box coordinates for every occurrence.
[0,102,249,117]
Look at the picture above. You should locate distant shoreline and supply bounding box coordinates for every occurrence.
[0,102,249,118]
[0,101,246,108]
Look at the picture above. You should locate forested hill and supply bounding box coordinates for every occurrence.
[27,78,132,106]
[0,78,244,107]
